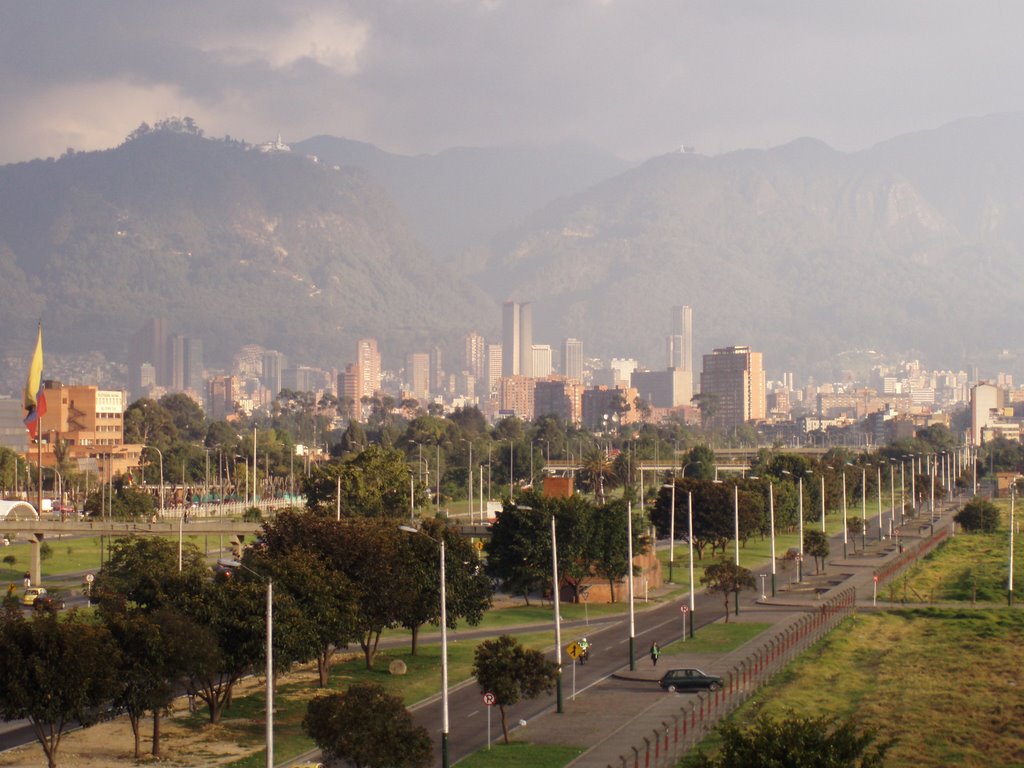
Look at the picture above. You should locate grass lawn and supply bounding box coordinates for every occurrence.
[456,743,585,767]
[896,499,1023,604]
[681,609,1024,767]
[661,622,771,655]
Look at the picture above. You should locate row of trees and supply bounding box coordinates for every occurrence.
[0,508,493,767]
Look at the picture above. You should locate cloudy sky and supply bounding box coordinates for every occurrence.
[2,1,1022,165]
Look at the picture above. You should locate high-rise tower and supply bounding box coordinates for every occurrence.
[667,305,693,372]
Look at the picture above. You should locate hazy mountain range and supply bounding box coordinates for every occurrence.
[2,113,1023,384]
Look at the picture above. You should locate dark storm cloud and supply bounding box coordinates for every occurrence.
[2,1,1024,163]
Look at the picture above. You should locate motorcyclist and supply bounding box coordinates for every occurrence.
[578,636,590,665]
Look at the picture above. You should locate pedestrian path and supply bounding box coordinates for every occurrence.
[501,497,962,768]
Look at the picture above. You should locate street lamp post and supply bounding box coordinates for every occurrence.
[733,483,740,614]
[235,562,273,768]
[551,514,563,713]
[1009,485,1015,607]
[861,467,868,551]
[841,470,848,558]
[768,481,776,596]
[687,490,696,637]
[665,479,676,583]
[400,525,449,768]
[508,439,514,503]
[820,474,827,532]
[798,476,804,582]
[877,466,884,541]
[626,501,636,670]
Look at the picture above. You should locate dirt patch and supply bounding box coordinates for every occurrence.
[0,675,275,768]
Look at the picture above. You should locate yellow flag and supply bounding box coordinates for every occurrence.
[23,324,42,412]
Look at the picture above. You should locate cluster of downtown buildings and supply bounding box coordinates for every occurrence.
[1,305,1020,487]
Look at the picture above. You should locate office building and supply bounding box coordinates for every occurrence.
[128,317,168,398]
[630,368,693,408]
[667,305,693,372]
[562,338,583,381]
[531,345,553,379]
[486,344,503,397]
[502,301,533,377]
[698,346,766,429]
[464,332,486,380]
[169,334,204,393]
[430,346,444,394]
[261,351,287,399]
[407,353,430,403]
[534,378,583,425]
[498,376,535,421]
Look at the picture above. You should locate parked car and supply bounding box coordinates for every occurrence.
[658,668,723,693]
[20,586,47,606]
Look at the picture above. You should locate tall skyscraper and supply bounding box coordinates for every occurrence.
[356,339,381,400]
[430,346,444,394]
[169,335,204,393]
[486,344,503,397]
[407,353,430,403]
[464,332,485,380]
[562,338,583,381]
[129,317,168,398]
[698,346,766,429]
[519,303,533,378]
[502,301,533,377]
[262,350,287,398]
[531,345,553,378]
[667,305,693,372]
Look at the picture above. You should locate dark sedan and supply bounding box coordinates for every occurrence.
[658,668,723,692]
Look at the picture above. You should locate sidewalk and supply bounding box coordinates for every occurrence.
[504,498,961,768]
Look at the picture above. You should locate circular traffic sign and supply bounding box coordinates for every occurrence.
[483,691,496,706]
[85,574,94,583]
[873,575,878,583]
[680,605,689,614]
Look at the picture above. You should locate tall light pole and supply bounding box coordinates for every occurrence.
[436,442,442,516]
[627,501,636,670]
[400,525,449,768]
[820,474,827,532]
[665,479,677,583]
[551,513,563,713]
[508,439,514,503]
[687,490,696,637]
[798,476,804,582]
[861,467,868,551]
[1009,485,1015,607]
[235,561,273,768]
[877,466,884,541]
[768,480,776,596]
[463,439,473,524]
[147,446,164,519]
[733,483,740,614]
[841,470,848,559]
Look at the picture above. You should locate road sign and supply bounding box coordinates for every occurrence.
[483,691,496,706]
[566,641,584,660]
[85,574,94,583]
[873,575,878,583]
[474,540,484,551]
[680,605,689,614]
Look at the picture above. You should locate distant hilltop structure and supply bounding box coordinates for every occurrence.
[256,134,291,153]
[679,145,696,154]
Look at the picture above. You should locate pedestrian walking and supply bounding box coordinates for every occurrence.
[650,641,661,667]
[23,572,30,589]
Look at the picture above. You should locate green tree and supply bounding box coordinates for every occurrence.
[589,499,642,603]
[303,445,413,517]
[485,502,551,603]
[397,517,492,654]
[472,635,559,744]
[303,683,432,768]
[124,398,177,447]
[804,529,830,574]
[955,497,1001,533]
[701,560,756,622]
[691,713,893,768]
[93,536,208,611]
[0,605,120,768]
[159,392,207,442]
[103,606,196,758]
[579,448,617,504]
[248,511,360,686]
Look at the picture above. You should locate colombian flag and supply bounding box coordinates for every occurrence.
[23,324,46,439]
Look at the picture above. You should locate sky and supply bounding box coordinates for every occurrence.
[2,1,1024,165]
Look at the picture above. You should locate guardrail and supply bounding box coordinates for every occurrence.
[605,588,858,768]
